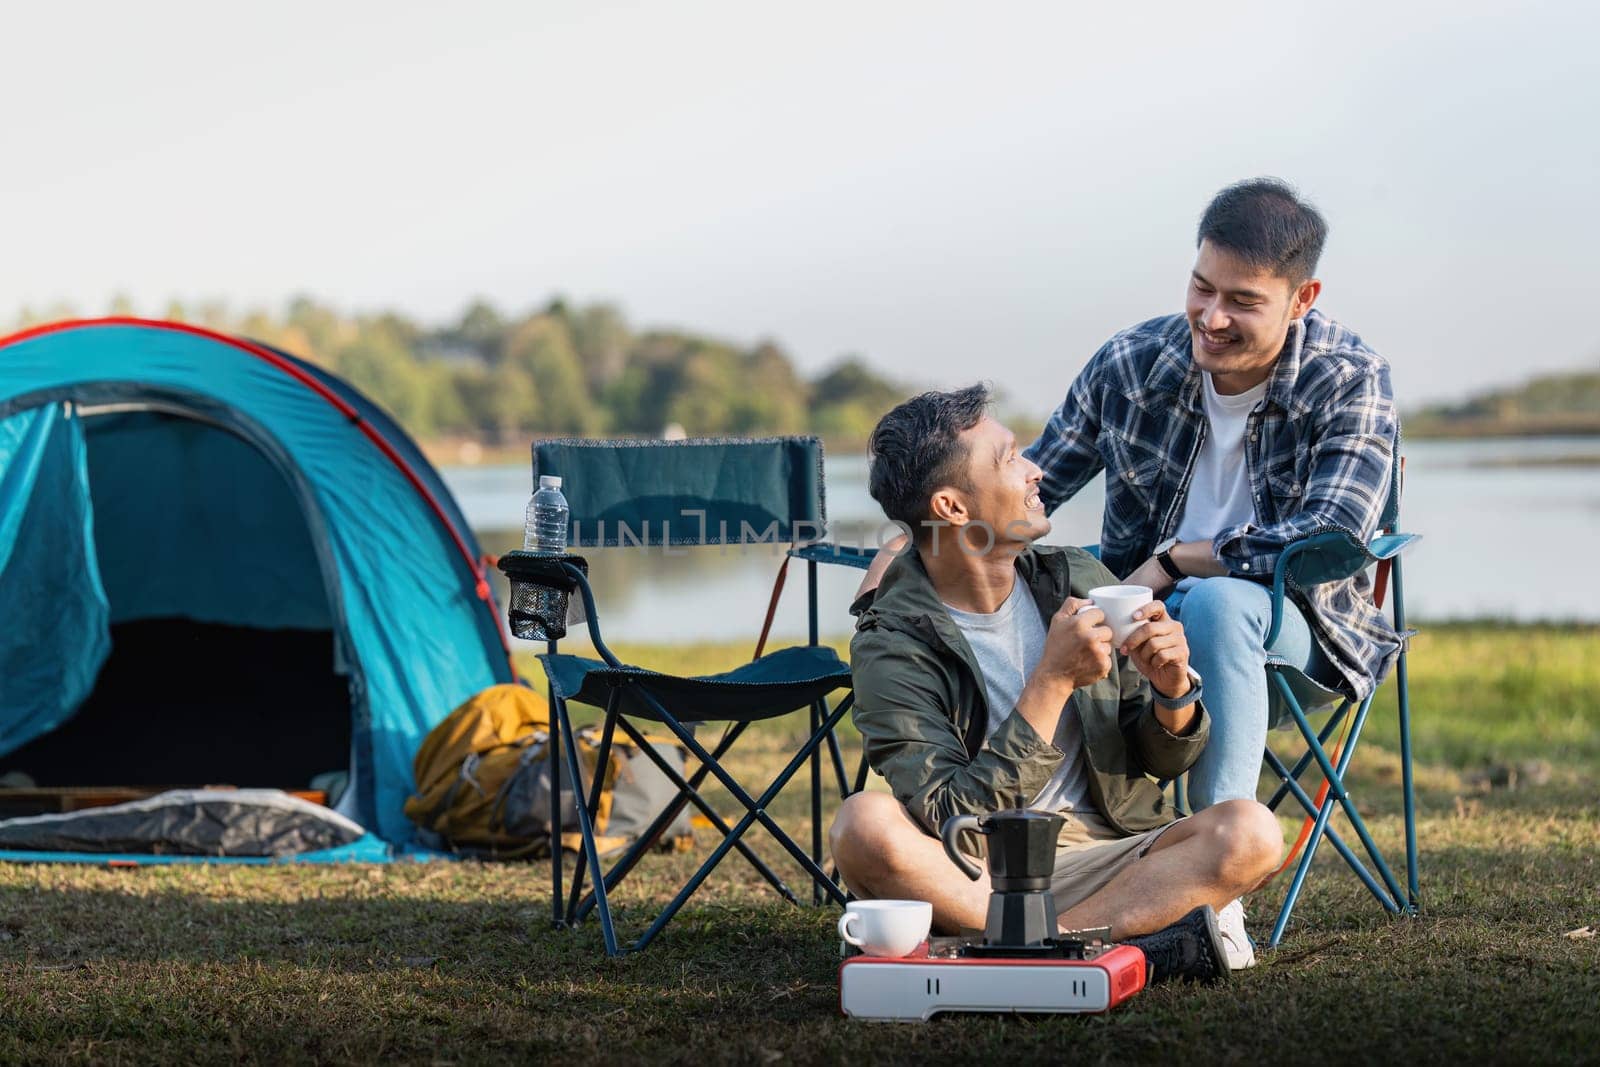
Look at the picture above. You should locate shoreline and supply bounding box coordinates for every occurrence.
[419,430,1600,470]
[1400,422,1600,441]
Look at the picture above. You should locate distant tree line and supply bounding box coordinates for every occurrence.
[1406,364,1600,437]
[9,297,909,449]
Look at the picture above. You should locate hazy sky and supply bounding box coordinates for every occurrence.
[6,0,1597,414]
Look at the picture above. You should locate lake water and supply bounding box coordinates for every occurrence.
[443,437,1600,642]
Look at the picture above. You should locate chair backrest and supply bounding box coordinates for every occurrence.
[532,436,826,549]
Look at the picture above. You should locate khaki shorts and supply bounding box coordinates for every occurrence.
[1047,811,1183,911]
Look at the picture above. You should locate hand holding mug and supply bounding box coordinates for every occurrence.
[1042,597,1114,687]
[1120,600,1193,700]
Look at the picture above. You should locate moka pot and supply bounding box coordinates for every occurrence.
[941,800,1064,948]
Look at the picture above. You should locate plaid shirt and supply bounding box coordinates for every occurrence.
[1023,308,1401,699]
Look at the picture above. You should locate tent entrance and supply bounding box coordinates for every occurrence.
[0,407,353,816]
[1,618,350,792]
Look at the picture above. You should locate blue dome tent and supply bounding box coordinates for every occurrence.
[0,318,514,861]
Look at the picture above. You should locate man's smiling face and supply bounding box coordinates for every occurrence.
[954,415,1050,547]
[1185,239,1319,394]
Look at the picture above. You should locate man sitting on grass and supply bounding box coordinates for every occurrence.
[829,385,1281,982]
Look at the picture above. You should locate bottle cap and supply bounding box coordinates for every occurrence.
[538,475,563,489]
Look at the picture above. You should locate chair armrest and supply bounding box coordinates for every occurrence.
[1367,532,1420,561]
[498,552,625,667]
[788,543,878,570]
[1274,530,1421,590]
[1266,529,1421,646]
[560,563,626,669]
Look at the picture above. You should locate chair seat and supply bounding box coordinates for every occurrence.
[1266,658,1346,727]
[539,644,850,724]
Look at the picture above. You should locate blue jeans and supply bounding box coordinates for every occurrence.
[1167,577,1338,809]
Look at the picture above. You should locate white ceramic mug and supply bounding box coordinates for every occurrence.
[1081,584,1154,646]
[837,899,933,957]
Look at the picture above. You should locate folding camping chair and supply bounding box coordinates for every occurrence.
[1170,450,1421,948]
[501,436,862,956]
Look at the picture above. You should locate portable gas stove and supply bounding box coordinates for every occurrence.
[839,803,1151,1021]
[838,930,1145,1022]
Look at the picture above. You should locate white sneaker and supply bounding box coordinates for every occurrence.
[1215,898,1257,970]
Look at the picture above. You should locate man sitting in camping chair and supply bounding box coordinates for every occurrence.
[830,386,1280,978]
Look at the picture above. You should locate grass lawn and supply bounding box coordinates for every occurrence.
[2,623,1597,1064]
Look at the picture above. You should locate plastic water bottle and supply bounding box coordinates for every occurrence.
[524,475,569,553]
[521,475,571,640]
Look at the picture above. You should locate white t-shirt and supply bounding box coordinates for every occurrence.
[1173,372,1269,590]
[943,578,1093,814]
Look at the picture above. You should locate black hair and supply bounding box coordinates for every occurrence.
[867,384,991,537]
[1198,177,1328,283]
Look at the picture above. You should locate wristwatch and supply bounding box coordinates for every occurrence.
[1152,667,1204,710]
[1153,538,1185,582]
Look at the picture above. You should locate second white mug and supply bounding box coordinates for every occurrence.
[1081,584,1154,646]
[837,899,932,957]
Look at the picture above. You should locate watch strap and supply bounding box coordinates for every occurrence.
[1156,547,1185,582]
[1152,668,1203,710]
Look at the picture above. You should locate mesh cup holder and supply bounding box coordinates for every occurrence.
[498,551,588,642]
[508,581,569,642]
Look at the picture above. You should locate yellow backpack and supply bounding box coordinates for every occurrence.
[404,684,623,857]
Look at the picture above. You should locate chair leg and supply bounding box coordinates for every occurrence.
[1391,555,1420,910]
[1262,747,1396,910]
[806,558,855,802]
[1171,775,1190,817]
[811,702,824,905]
[1397,659,1420,910]
[587,718,779,900]
[547,649,563,931]
[1272,673,1409,910]
[814,693,857,893]
[1266,778,1341,948]
[571,715,798,925]
[685,695,856,896]
[624,694,855,952]
[551,691,620,956]
[607,719,796,899]
[824,713,852,798]
[1264,702,1349,812]
[564,691,621,925]
[636,690,855,897]
[852,750,871,794]
[1267,687,1408,948]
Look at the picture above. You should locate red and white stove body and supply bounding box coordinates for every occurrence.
[839,942,1145,1022]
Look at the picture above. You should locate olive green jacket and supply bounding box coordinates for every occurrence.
[850,543,1208,838]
